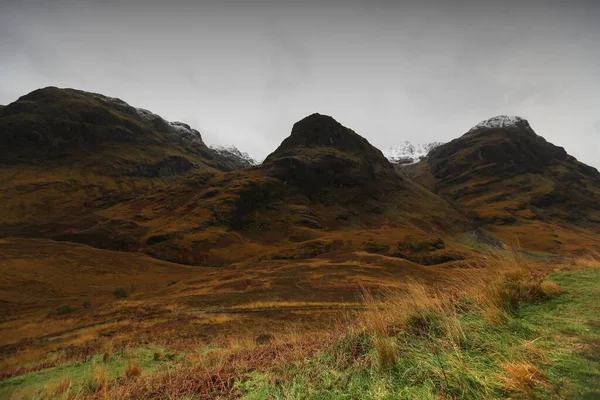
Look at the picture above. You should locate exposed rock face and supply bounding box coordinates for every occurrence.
[428,116,580,182]
[209,145,257,170]
[0,87,211,165]
[265,113,391,165]
[263,113,398,194]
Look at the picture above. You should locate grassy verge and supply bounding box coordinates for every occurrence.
[238,263,600,399]
[519,268,600,398]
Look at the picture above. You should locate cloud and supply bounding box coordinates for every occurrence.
[0,0,598,167]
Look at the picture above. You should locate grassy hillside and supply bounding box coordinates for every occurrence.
[0,93,477,266]
[0,237,465,383]
[404,121,600,255]
[1,251,598,399]
[2,89,600,399]
[0,87,253,253]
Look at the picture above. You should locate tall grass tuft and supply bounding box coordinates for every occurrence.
[500,360,547,395]
[458,245,565,324]
[572,250,600,269]
[360,280,463,341]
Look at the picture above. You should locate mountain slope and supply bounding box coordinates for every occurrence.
[0,87,257,247]
[405,115,600,253]
[0,87,246,172]
[98,113,473,265]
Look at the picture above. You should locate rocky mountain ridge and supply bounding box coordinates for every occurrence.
[209,144,257,169]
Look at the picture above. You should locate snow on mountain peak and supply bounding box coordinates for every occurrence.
[210,145,257,167]
[383,141,444,165]
[467,115,529,133]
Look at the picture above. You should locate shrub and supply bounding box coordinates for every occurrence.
[125,363,142,379]
[363,240,390,254]
[153,350,164,361]
[83,300,92,309]
[56,304,75,315]
[255,333,274,345]
[113,287,128,299]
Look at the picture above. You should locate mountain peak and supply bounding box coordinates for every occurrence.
[262,113,397,192]
[428,116,572,181]
[209,145,257,169]
[467,115,531,134]
[288,113,355,148]
[265,113,389,164]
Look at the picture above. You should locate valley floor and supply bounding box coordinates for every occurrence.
[1,256,599,399]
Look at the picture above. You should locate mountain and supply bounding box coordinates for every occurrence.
[0,87,246,172]
[383,141,443,166]
[3,87,599,264]
[0,96,473,265]
[263,113,398,193]
[209,145,257,169]
[405,115,600,254]
[0,87,261,249]
[96,113,472,265]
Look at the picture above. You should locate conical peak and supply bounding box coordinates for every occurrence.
[265,113,389,165]
[289,113,348,143]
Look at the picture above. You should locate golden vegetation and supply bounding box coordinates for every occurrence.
[2,246,598,399]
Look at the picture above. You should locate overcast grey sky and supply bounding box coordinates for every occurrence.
[1,0,599,167]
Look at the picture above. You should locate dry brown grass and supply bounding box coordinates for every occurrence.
[124,363,142,379]
[360,280,462,339]
[456,246,565,324]
[359,279,465,371]
[354,246,568,376]
[572,250,600,269]
[48,378,72,398]
[500,360,548,395]
[3,246,575,399]
[373,337,397,371]
[89,362,108,395]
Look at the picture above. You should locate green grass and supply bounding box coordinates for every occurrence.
[237,267,600,399]
[520,268,600,399]
[0,347,174,399]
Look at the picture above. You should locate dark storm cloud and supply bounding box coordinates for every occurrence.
[0,0,599,167]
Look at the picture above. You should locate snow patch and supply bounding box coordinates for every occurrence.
[210,145,257,166]
[468,115,529,133]
[383,141,443,165]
